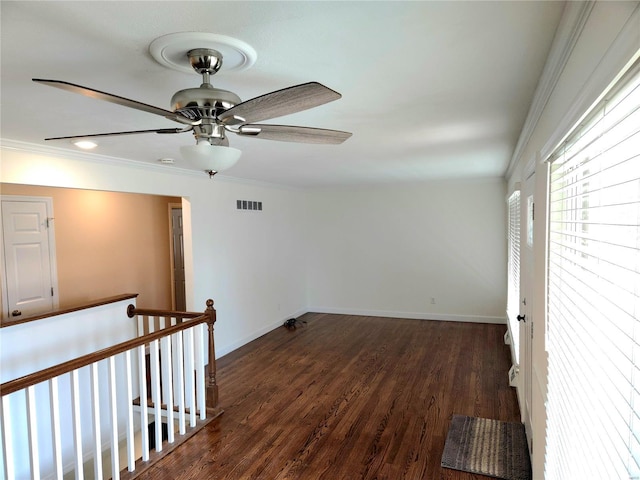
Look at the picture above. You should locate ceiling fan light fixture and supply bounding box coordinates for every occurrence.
[72,139,98,150]
[180,140,241,174]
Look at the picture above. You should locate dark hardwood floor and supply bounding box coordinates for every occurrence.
[135,313,520,479]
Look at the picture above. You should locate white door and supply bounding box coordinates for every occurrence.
[520,174,535,451]
[1,197,58,320]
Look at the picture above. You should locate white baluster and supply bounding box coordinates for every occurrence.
[1,395,15,480]
[70,369,84,480]
[174,330,186,435]
[184,327,197,428]
[149,339,162,452]
[137,314,144,337]
[90,363,103,480]
[195,323,206,420]
[49,377,63,480]
[137,345,150,461]
[124,350,135,472]
[26,386,40,480]
[161,335,174,443]
[108,356,120,480]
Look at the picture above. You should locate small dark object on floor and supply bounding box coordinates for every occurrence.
[284,318,306,330]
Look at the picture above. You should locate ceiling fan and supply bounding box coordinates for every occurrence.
[33,47,352,175]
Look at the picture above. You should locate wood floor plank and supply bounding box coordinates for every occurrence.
[132,313,520,479]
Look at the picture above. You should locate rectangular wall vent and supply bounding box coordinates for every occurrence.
[237,200,262,211]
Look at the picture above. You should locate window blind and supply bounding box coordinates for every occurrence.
[545,60,640,479]
[507,190,521,363]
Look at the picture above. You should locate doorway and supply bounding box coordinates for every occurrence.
[520,173,535,451]
[1,196,59,320]
[169,204,186,311]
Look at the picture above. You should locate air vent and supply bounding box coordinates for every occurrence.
[237,200,262,211]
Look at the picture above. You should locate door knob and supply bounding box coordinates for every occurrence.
[517,314,526,322]
[11,310,22,317]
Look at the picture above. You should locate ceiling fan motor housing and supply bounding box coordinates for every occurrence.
[171,87,241,118]
[171,48,243,143]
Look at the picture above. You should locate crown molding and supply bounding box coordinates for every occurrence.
[505,1,595,180]
[539,3,640,162]
[0,138,202,177]
[0,138,300,190]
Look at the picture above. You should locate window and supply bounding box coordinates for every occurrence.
[507,190,521,362]
[545,60,640,478]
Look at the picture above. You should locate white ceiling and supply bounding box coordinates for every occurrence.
[1,1,565,187]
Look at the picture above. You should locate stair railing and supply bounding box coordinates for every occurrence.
[0,299,221,480]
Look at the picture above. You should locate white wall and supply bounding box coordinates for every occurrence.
[505,1,640,476]
[187,179,308,355]
[306,178,507,323]
[0,146,308,358]
[1,143,510,363]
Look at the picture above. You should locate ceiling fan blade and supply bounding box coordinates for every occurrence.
[33,79,201,126]
[235,124,352,144]
[44,127,192,141]
[219,82,341,125]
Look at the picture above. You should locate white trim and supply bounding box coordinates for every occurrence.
[524,157,536,182]
[216,308,507,359]
[0,139,301,191]
[0,138,200,176]
[307,307,506,324]
[505,1,595,179]
[540,3,640,162]
[215,308,308,358]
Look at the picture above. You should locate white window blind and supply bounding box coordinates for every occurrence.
[546,60,640,479]
[507,190,521,363]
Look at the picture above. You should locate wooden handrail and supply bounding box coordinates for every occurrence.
[1,310,209,397]
[1,293,139,328]
[126,305,204,320]
[1,313,207,396]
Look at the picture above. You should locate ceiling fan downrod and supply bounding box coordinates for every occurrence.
[187,48,223,86]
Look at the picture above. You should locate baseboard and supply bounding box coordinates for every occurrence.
[216,307,506,359]
[307,306,507,325]
[216,308,308,358]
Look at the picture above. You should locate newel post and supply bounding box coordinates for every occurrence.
[205,299,223,417]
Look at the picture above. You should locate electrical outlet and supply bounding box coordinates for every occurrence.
[430,297,436,305]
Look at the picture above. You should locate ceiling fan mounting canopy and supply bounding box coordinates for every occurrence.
[33,34,352,174]
[149,32,257,74]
